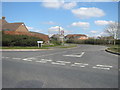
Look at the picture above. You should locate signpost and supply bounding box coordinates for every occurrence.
[37,41,43,48]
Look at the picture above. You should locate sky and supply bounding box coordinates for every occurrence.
[2,1,118,37]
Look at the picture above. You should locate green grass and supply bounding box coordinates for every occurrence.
[107,45,120,53]
[1,44,77,49]
[43,44,60,47]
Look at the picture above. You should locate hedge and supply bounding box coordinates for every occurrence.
[66,39,120,45]
[2,34,43,46]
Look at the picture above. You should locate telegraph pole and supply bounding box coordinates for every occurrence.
[59,26,60,35]
[58,26,64,46]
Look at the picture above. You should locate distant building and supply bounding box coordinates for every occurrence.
[1,16,49,43]
[65,34,88,40]
[51,34,64,42]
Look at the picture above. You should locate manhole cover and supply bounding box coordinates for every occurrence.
[15,80,44,88]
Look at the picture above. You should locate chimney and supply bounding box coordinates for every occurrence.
[2,16,5,20]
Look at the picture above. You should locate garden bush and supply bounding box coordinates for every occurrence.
[2,33,43,46]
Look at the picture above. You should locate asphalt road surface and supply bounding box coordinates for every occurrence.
[2,45,118,88]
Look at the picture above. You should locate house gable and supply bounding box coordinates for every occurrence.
[15,24,29,32]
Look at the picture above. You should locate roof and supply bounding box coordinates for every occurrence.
[2,23,24,31]
[0,17,26,31]
[0,19,8,26]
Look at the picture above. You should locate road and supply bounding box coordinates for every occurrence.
[2,45,118,88]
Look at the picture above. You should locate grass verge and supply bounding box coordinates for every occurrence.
[107,45,120,53]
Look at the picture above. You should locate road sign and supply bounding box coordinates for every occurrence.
[37,41,43,43]
[37,41,43,48]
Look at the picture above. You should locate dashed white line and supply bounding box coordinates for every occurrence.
[71,64,85,67]
[2,57,9,59]
[96,64,113,68]
[35,61,47,63]
[92,66,110,70]
[41,59,52,62]
[74,62,88,66]
[22,59,32,61]
[56,61,71,63]
[51,62,66,65]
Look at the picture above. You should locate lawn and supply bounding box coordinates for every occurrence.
[1,44,77,49]
[107,45,120,53]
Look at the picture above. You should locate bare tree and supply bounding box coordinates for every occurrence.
[105,22,120,45]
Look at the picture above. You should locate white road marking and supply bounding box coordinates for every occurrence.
[41,59,52,62]
[35,61,47,63]
[56,61,71,63]
[51,62,66,65]
[96,64,113,68]
[22,57,36,61]
[71,64,85,67]
[64,52,85,57]
[22,59,32,61]
[74,62,88,65]
[2,57,9,59]
[92,66,110,70]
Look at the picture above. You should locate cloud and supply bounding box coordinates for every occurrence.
[62,2,77,9]
[49,26,64,32]
[95,31,109,37]
[48,26,70,36]
[94,20,115,26]
[71,7,105,19]
[90,30,98,34]
[26,26,42,33]
[42,0,64,9]
[71,21,90,29]
[42,0,77,9]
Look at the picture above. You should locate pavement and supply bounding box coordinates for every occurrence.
[1,49,52,51]
[2,45,119,88]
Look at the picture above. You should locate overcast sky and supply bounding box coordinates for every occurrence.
[2,1,118,37]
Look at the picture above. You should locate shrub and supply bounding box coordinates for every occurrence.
[2,34,43,46]
[66,39,109,45]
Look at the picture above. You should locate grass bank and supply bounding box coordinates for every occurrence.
[1,44,77,49]
[107,45,120,53]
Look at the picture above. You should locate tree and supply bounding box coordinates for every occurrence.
[105,22,120,45]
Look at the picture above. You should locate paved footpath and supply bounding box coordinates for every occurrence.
[2,45,118,88]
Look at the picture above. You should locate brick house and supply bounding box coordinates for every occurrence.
[1,16,29,32]
[1,17,49,43]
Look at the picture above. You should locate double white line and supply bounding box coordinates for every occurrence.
[71,62,88,67]
[92,64,113,70]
